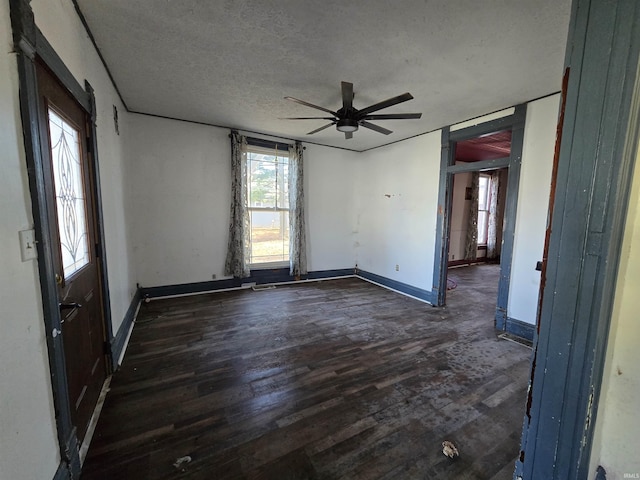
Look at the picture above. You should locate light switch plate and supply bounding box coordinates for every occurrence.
[19,229,37,261]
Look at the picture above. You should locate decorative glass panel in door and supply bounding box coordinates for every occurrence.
[48,107,90,278]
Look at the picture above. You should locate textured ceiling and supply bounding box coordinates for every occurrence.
[75,0,572,151]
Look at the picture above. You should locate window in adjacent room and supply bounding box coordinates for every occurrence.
[477,173,491,246]
[246,144,289,265]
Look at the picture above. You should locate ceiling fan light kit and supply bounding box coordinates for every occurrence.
[336,118,358,133]
[283,81,422,139]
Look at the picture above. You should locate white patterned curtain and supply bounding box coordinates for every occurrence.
[224,131,250,278]
[486,171,501,259]
[288,142,307,277]
[464,172,480,261]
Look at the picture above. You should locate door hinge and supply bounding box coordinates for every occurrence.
[95,242,102,258]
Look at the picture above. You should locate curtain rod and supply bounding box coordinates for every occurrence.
[229,131,306,150]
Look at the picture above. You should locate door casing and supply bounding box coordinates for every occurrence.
[36,58,109,444]
[431,105,526,334]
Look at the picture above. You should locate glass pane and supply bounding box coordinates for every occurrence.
[478,176,490,210]
[278,157,289,210]
[48,108,90,278]
[248,153,276,208]
[249,210,290,264]
[478,211,489,245]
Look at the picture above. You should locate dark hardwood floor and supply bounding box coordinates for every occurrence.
[82,265,532,479]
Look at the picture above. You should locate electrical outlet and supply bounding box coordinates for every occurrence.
[212,274,217,279]
[395,264,399,271]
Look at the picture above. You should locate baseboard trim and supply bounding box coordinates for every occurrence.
[505,317,535,342]
[110,288,141,370]
[79,376,111,465]
[140,269,356,299]
[356,270,436,304]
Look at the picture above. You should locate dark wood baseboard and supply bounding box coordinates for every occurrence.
[140,269,356,299]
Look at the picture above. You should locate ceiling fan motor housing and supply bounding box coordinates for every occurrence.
[337,118,358,132]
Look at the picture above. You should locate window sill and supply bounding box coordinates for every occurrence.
[249,261,290,270]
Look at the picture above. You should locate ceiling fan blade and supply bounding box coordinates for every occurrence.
[362,113,422,120]
[345,131,353,140]
[307,122,336,135]
[285,96,338,116]
[280,116,336,120]
[358,92,414,116]
[341,81,354,109]
[360,120,393,135]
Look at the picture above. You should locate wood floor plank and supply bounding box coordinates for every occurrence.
[81,266,532,479]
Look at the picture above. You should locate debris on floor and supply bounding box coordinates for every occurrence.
[173,455,192,470]
[442,440,459,459]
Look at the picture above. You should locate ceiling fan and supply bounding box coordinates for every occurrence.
[282,81,422,139]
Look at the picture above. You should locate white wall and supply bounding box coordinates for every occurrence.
[303,144,359,271]
[508,94,559,324]
[0,0,135,477]
[449,172,472,261]
[126,116,360,288]
[589,139,640,478]
[126,115,230,287]
[353,131,441,291]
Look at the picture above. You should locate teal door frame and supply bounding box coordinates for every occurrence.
[431,105,527,335]
[518,0,640,478]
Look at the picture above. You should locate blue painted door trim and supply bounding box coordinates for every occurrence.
[518,0,640,478]
[496,107,526,329]
[432,127,453,306]
[431,105,527,337]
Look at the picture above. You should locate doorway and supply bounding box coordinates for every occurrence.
[432,105,526,334]
[446,129,511,330]
[35,60,109,444]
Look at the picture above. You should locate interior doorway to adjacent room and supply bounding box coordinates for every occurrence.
[433,109,525,335]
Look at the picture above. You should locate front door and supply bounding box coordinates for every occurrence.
[36,60,108,443]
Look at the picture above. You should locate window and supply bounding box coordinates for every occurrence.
[48,107,90,278]
[247,145,289,265]
[477,174,491,245]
